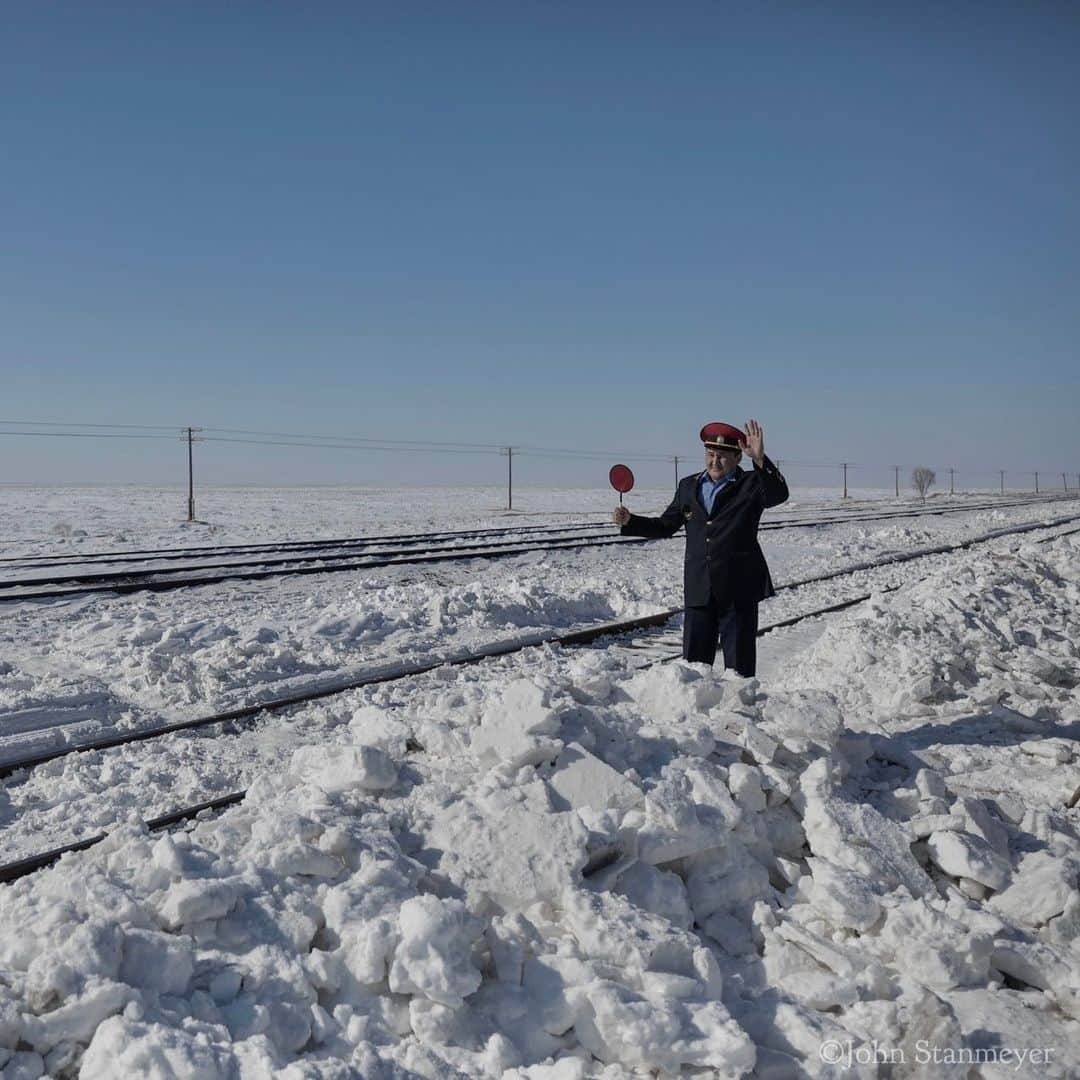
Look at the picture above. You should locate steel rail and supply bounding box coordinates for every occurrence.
[0,597,885,885]
[2,512,1077,885]
[0,519,612,568]
[0,534,649,603]
[762,493,1076,532]
[3,496,1075,604]
[1035,523,1080,544]
[0,530,636,591]
[0,793,246,885]
[4,508,1078,783]
[1,493,1070,571]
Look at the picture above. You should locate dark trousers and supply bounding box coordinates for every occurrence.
[683,600,759,676]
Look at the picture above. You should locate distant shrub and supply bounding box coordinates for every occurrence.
[912,467,936,503]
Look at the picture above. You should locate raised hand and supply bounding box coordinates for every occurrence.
[744,419,765,465]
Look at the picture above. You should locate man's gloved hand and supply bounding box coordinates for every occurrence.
[613,506,631,526]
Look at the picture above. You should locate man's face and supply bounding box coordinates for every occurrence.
[705,446,741,481]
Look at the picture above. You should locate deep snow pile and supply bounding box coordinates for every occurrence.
[0,540,1077,1076]
[1,497,1072,768]
[785,539,1080,806]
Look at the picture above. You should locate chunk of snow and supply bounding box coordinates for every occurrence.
[806,859,883,931]
[990,852,1079,926]
[289,743,398,793]
[422,795,588,912]
[575,981,756,1074]
[387,895,483,1007]
[156,879,241,930]
[118,930,194,995]
[470,679,563,768]
[926,830,1011,891]
[546,742,642,813]
[80,1016,238,1080]
[727,762,767,813]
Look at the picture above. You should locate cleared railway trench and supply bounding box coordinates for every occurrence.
[1,511,1076,885]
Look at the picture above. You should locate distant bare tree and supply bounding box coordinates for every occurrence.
[912,467,936,503]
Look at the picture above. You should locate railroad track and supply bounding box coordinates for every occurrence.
[4,509,1079,781]
[2,492,1068,572]
[0,530,645,601]
[1,511,1077,885]
[1,494,1074,604]
[0,518,614,568]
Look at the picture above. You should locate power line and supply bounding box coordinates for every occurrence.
[200,436,498,456]
[0,431,177,440]
[205,428,677,463]
[202,426,502,451]
[0,420,180,431]
[516,447,675,462]
[0,423,1074,476]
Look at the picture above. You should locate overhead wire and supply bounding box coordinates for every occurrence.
[0,420,181,431]
[0,422,1074,478]
[201,426,502,451]
[200,436,499,456]
[0,431,179,440]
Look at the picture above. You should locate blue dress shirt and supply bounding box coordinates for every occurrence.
[698,468,739,515]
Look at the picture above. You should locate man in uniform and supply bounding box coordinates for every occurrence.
[613,419,788,677]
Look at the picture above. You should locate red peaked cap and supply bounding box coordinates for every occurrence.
[700,422,746,451]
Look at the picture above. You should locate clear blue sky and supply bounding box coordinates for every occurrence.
[2,2,1078,488]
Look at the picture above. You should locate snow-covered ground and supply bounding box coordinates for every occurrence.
[0,487,1078,1077]
[0,484,1055,556]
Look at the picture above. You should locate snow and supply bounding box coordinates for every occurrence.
[0,486,1078,1076]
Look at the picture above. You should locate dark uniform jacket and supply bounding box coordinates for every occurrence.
[620,455,789,609]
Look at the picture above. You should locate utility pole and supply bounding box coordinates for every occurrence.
[673,456,680,488]
[502,447,515,511]
[1063,472,1068,492]
[999,470,1005,495]
[185,426,202,522]
[1035,471,1039,494]
[949,467,955,495]
[842,463,848,499]
[893,465,899,498]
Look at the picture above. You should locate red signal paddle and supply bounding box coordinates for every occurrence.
[609,464,635,505]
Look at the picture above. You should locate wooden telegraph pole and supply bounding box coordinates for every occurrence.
[999,470,1005,495]
[949,467,955,495]
[673,456,680,488]
[185,427,202,522]
[894,465,899,497]
[842,463,848,499]
[502,447,515,510]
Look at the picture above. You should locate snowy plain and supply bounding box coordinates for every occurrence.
[0,484,1078,1078]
